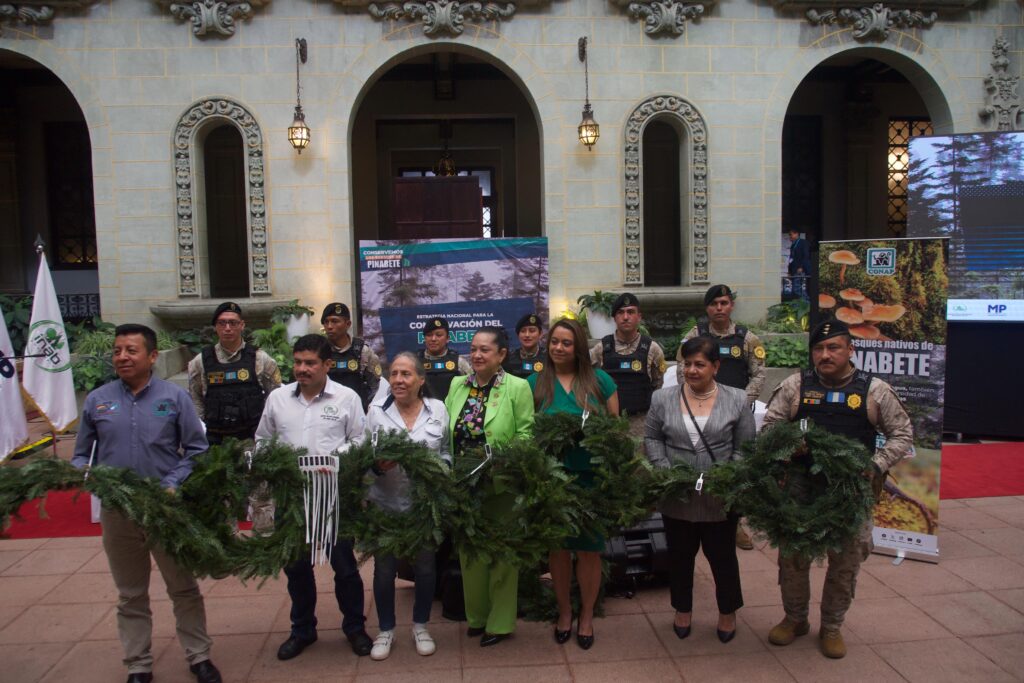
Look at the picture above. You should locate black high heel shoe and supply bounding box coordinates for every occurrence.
[554,616,573,644]
[717,628,736,643]
[576,627,594,650]
[673,623,691,639]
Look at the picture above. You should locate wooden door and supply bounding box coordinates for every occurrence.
[389,176,482,239]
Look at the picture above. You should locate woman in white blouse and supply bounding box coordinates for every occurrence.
[364,351,451,661]
[644,336,755,644]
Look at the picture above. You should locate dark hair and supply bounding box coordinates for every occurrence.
[293,334,332,361]
[473,326,509,352]
[681,336,720,363]
[534,319,605,412]
[114,324,157,353]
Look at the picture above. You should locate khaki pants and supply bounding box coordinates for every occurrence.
[778,522,872,630]
[101,508,213,673]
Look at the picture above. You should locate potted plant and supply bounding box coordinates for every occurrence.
[576,290,618,338]
[271,300,315,342]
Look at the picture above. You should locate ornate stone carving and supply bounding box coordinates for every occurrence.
[773,0,976,9]
[155,1,269,37]
[173,98,270,297]
[367,0,515,36]
[0,1,96,34]
[980,37,1022,132]
[623,95,709,286]
[805,3,936,40]
[626,0,703,36]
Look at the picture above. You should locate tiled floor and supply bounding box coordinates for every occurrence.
[2,496,1024,682]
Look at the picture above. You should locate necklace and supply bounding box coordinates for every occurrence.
[685,382,718,403]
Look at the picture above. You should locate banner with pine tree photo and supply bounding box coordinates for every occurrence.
[816,238,948,562]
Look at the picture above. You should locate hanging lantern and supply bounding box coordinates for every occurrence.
[577,37,600,151]
[289,38,311,154]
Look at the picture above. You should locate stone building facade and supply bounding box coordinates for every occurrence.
[1,0,1020,331]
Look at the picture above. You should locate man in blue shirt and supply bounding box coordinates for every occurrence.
[72,324,222,683]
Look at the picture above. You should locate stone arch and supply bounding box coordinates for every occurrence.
[172,97,268,297]
[623,94,709,287]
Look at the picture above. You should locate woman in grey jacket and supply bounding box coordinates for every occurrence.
[365,351,451,661]
[645,336,756,643]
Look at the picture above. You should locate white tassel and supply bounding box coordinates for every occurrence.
[298,454,340,566]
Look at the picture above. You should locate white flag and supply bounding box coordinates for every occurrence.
[0,311,28,461]
[22,253,78,432]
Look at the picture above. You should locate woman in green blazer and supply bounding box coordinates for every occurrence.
[444,326,534,647]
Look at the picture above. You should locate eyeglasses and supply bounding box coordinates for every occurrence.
[215,320,242,328]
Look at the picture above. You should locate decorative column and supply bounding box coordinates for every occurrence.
[980,37,1023,132]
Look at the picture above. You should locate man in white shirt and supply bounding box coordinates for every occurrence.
[254,334,372,660]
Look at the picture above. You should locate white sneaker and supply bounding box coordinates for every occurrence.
[412,624,436,656]
[370,630,394,660]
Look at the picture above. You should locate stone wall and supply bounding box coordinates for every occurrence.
[0,0,1018,329]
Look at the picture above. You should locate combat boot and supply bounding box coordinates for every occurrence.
[819,627,847,658]
[768,617,810,646]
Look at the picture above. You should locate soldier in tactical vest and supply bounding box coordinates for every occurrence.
[589,293,666,435]
[417,317,471,401]
[322,302,382,412]
[188,301,281,445]
[502,313,547,379]
[680,284,766,405]
[762,319,912,660]
[680,284,767,551]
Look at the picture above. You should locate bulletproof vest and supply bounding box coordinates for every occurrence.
[503,347,547,379]
[601,334,653,416]
[697,320,750,390]
[202,345,265,437]
[795,368,878,454]
[418,348,462,401]
[328,337,372,410]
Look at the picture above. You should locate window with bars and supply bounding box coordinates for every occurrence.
[888,118,932,235]
[45,122,97,268]
[399,168,496,238]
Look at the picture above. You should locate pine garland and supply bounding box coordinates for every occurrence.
[337,430,456,561]
[450,438,579,568]
[0,458,85,527]
[717,421,876,560]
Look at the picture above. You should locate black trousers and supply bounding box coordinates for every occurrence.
[283,539,366,638]
[663,515,744,614]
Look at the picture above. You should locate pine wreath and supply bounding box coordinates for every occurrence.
[450,438,579,568]
[337,429,456,561]
[533,411,656,539]
[718,420,877,560]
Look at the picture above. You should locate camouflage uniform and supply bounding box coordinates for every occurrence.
[590,334,666,436]
[763,365,913,630]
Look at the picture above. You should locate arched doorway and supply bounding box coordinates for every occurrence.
[350,49,543,243]
[0,49,98,320]
[780,49,952,299]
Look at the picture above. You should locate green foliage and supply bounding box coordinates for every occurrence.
[252,323,295,382]
[171,326,216,357]
[72,356,116,392]
[338,430,457,561]
[764,337,808,369]
[517,564,607,623]
[69,320,182,392]
[450,437,580,568]
[0,458,84,526]
[270,300,315,326]
[763,300,810,333]
[0,294,32,354]
[576,291,618,316]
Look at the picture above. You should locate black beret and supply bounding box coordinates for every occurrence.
[321,302,350,323]
[426,317,449,332]
[809,319,851,346]
[211,301,242,325]
[611,293,640,316]
[515,313,542,333]
[704,284,735,306]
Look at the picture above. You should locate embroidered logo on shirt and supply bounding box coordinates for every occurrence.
[321,404,340,421]
[96,401,119,415]
[847,394,862,409]
[153,400,177,418]
[347,359,359,371]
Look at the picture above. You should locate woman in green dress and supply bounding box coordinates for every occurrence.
[528,318,618,650]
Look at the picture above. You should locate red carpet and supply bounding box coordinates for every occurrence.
[3,488,100,539]
[940,442,1024,499]
[3,489,254,540]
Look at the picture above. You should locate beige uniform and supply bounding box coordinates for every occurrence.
[679,323,766,404]
[590,334,666,435]
[187,341,282,421]
[762,365,913,631]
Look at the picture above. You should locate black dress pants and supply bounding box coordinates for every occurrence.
[663,515,744,614]
[283,539,366,638]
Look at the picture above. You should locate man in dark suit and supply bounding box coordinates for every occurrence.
[787,229,812,299]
